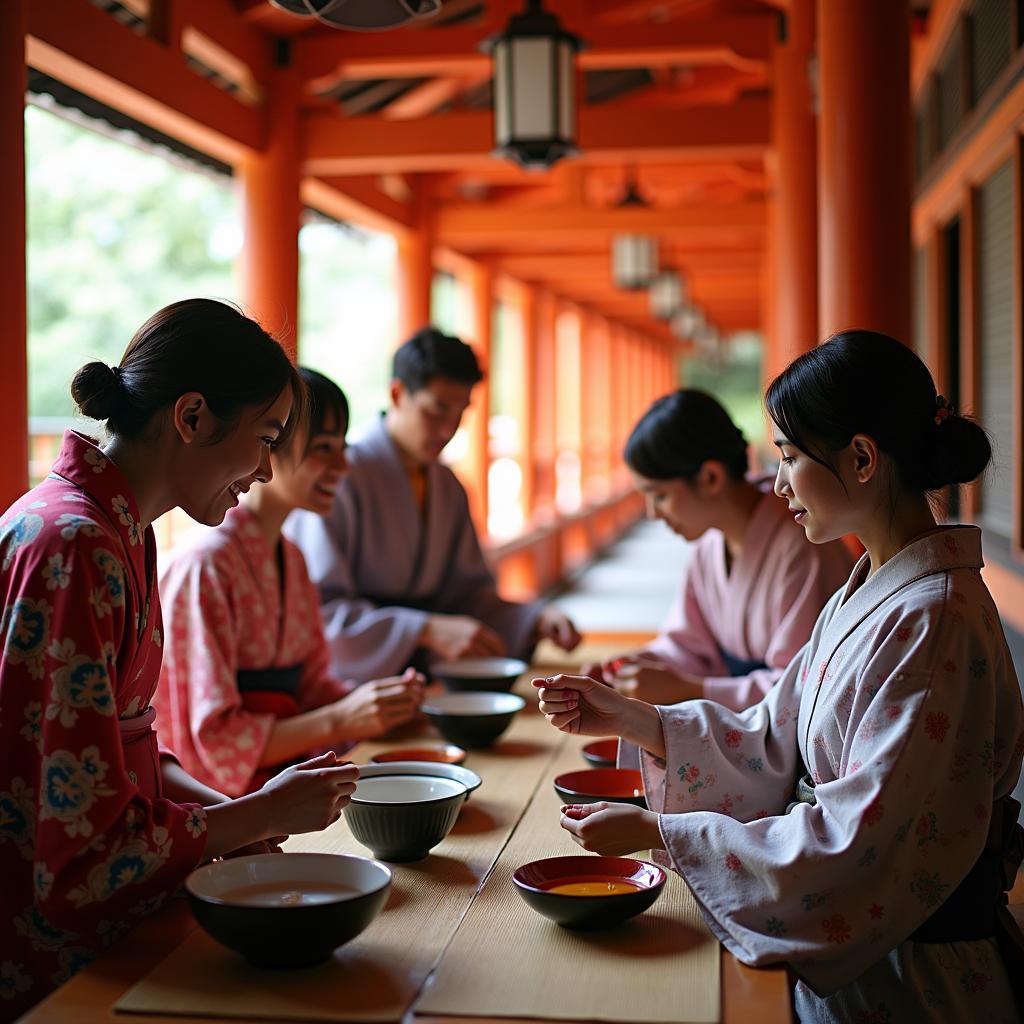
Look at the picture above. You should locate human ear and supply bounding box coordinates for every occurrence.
[172,392,208,445]
[695,460,726,498]
[849,434,879,483]
[389,379,405,409]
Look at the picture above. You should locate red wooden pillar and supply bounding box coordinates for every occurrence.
[396,175,435,345]
[0,0,28,510]
[240,54,301,358]
[462,260,493,532]
[773,0,818,365]
[817,0,911,342]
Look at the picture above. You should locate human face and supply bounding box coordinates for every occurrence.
[389,377,474,464]
[184,387,293,527]
[773,433,854,544]
[270,412,348,516]
[630,471,709,541]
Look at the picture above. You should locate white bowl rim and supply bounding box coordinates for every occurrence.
[432,657,528,678]
[185,851,392,905]
[356,761,482,791]
[422,692,526,716]
[351,774,467,805]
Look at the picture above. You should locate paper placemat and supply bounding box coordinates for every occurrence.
[117,701,565,1022]
[416,737,721,1024]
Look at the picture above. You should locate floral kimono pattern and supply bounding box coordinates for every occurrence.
[641,527,1024,1022]
[0,432,207,1021]
[644,487,853,709]
[156,505,349,796]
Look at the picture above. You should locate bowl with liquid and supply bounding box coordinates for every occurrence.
[370,744,467,766]
[344,774,467,861]
[356,760,482,800]
[432,657,528,693]
[422,692,526,748]
[513,855,666,929]
[581,738,619,768]
[553,767,646,807]
[185,852,391,968]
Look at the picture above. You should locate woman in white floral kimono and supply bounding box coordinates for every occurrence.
[0,301,358,1020]
[535,330,1024,1022]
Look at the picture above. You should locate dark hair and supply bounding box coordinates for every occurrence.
[71,299,306,447]
[624,389,749,481]
[766,330,991,493]
[294,367,348,456]
[392,326,484,392]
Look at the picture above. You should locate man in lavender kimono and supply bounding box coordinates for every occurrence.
[286,328,580,682]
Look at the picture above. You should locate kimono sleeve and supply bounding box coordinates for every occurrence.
[286,497,429,682]
[17,526,208,938]
[434,479,542,659]
[652,592,1024,997]
[160,554,275,797]
[642,546,727,680]
[702,543,848,710]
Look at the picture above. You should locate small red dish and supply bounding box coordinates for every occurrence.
[553,767,646,807]
[581,738,618,768]
[370,745,467,766]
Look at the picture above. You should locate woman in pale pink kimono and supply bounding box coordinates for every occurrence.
[536,331,1024,1022]
[583,390,852,711]
[157,369,424,797]
[0,301,357,1020]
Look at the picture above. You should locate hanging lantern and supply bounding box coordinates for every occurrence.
[484,0,584,170]
[269,0,441,30]
[670,306,703,340]
[611,169,657,289]
[649,270,685,321]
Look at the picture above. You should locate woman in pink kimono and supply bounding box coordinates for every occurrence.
[0,301,358,1020]
[583,390,852,711]
[537,331,1024,1022]
[157,369,424,796]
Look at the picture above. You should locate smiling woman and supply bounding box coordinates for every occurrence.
[0,300,364,1020]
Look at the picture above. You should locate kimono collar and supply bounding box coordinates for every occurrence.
[51,431,146,551]
[812,525,982,686]
[224,504,279,577]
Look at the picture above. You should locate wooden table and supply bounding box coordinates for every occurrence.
[22,675,790,1024]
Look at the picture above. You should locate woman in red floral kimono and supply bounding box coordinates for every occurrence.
[157,369,424,796]
[0,300,358,1020]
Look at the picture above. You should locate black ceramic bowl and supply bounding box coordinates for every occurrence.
[356,760,482,800]
[344,774,466,861]
[513,855,666,929]
[421,692,526,748]
[432,657,528,693]
[553,768,646,808]
[185,852,391,968]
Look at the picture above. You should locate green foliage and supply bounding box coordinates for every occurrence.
[26,105,238,420]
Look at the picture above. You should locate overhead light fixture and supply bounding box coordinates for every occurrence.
[649,270,685,321]
[269,0,441,30]
[484,0,584,170]
[670,306,703,339]
[611,168,657,290]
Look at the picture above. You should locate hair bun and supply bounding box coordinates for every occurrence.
[919,414,992,489]
[71,361,122,422]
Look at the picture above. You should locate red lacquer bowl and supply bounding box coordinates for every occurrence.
[370,745,467,766]
[513,855,665,929]
[581,738,619,768]
[553,767,646,807]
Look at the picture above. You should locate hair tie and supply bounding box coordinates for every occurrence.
[934,394,954,426]
[110,365,125,388]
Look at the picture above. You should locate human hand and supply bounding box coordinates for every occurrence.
[258,752,358,836]
[604,656,703,705]
[532,673,631,736]
[535,607,581,651]
[423,614,507,660]
[559,801,665,856]
[579,660,607,683]
[333,668,425,739]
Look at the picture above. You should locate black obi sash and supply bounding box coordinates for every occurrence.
[237,663,304,718]
[718,646,769,677]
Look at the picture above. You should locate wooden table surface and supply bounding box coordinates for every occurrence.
[22,664,790,1024]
